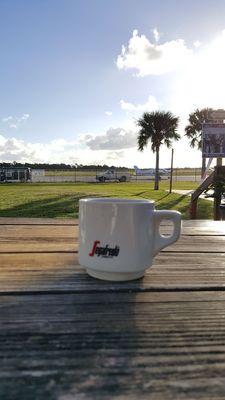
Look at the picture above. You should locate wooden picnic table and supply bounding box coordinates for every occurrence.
[1,217,225,399]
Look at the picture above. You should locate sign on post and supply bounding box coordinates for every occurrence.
[210,109,225,121]
[202,123,225,158]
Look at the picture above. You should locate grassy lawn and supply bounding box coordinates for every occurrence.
[0,181,212,219]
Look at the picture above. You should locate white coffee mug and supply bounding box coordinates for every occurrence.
[78,198,181,281]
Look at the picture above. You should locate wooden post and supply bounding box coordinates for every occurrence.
[214,118,223,219]
[169,149,174,194]
[190,196,197,219]
[213,165,225,220]
[217,157,222,167]
[201,157,206,179]
[216,118,223,168]
[214,194,221,220]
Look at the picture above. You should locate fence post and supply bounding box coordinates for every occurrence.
[169,148,174,193]
[190,196,197,219]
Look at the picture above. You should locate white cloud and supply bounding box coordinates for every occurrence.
[153,27,160,42]
[117,28,225,119]
[170,29,225,118]
[105,111,112,116]
[0,122,138,165]
[20,113,30,121]
[117,29,193,76]
[2,116,13,123]
[83,126,137,150]
[120,95,159,114]
[0,134,79,164]
[193,40,201,48]
[117,29,192,77]
[0,128,203,168]
[2,113,30,129]
[0,129,139,167]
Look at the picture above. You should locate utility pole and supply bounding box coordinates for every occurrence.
[169,148,174,194]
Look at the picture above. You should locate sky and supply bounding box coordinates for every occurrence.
[1,0,225,168]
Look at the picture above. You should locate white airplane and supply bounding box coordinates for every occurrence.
[134,166,170,177]
[134,166,154,176]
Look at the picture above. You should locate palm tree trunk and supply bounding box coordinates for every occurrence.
[154,148,160,190]
[201,157,206,179]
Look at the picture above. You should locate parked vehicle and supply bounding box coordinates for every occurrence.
[0,167,31,183]
[96,170,130,183]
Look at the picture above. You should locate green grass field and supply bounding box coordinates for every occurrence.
[0,181,212,219]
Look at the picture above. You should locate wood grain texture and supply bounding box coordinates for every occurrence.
[0,221,224,255]
[0,218,225,399]
[1,252,225,293]
[1,234,225,253]
[0,218,225,234]
[0,225,77,238]
[1,292,225,399]
[0,217,78,225]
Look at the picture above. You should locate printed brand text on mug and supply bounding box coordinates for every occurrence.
[89,240,120,258]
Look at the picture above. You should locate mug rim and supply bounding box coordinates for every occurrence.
[79,197,155,205]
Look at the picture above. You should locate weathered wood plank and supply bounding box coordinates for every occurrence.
[0,219,225,399]
[0,253,225,292]
[165,235,225,252]
[0,225,77,238]
[162,225,225,236]
[1,224,225,239]
[0,217,220,227]
[0,252,76,267]
[1,234,225,253]
[1,220,225,236]
[1,292,225,399]
[183,220,225,227]
[0,238,77,252]
[2,290,225,303]
[0,221,224,255]
[0,217,78,225]
[1,252,225,268]
[3,294,225,334]
[0,218,224,235]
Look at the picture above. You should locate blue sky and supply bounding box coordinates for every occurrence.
[1,0,225,167]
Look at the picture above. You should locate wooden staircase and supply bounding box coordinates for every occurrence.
[190,171,215,219]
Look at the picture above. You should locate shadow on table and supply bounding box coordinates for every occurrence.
[1,269,225,399]
[0,270,150,399]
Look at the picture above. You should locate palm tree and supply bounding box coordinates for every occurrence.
[185,108,213,178]
[137,111,180,190]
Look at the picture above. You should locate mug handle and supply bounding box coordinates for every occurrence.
[153,210,181,256]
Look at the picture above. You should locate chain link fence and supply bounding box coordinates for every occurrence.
[30,168,203,183]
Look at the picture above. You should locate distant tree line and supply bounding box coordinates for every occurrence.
[0,162,128,171]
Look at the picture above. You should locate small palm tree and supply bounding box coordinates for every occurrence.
[137,111,180,190]
[185,108,213,178]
